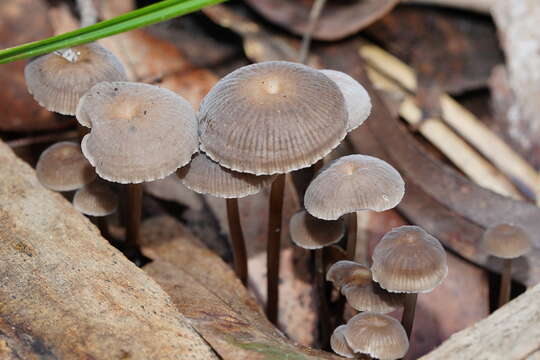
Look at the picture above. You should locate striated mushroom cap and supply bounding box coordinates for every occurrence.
[330,325,355,358]
[73,181,118,217]
[36,141,96,191]
[482,223,532,259]
[327,261,403,314]
[25,43,126,115]
[199,61,348,175]
[371,226,448,293]
[320,69,371,132]
[344,312,409,360]
[76,81,198,184]
[177,152,274,198]
[289,210,345,250]
[304,155,405,220]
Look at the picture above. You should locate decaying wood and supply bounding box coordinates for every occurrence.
[0,141,217,359]
[421,283,540,360]
[140,215,341,360]
[359,42,540,203]
[492,0,540,164]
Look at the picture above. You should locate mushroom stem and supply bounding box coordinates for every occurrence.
[298,0,328,64]
[226,198,248,286]
[125,183,142,254]
[347,212,358,260]
[401,293,418,339]
[315,248,331,349]
[498,258,513,308]
[266,173,286,325]
[95,216,111,239]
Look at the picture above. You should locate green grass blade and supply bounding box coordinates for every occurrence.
[0,0,226,64]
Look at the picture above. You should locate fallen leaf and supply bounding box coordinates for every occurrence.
[0,0,71,132]
[245,0,399,41]
[141,215,342,359]
[365,5,503,94]
[0,140,217,359]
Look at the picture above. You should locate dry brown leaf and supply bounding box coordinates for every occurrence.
[0,0,71,132]
[141,215,341,360]
[245,0,399,41]
[0,140,217,359]
[365,5,503,94]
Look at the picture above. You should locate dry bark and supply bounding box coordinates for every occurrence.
[492,0,540,157]
[140,215,341,360]
[0,140,217,359]
[420,283,540,360]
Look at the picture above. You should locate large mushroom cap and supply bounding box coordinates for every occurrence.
[76,81,198,184]
[25,43,126,115]
[199,61,348,175]
[371,226,448,293]
[320,69,371,132]
[177,152,274,198]
[36,141,96,191]
[344,312,409,360]
[327,261,403,314]
[304,155,405,220]
[73,181,118,217]
[330,325,355,358]
[289,210,345,250]
[482,223,532,259]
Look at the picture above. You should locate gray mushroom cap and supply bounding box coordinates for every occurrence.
[25,43,126,115]
[304,154,405,220]
[198,61,348,175]
[76,81,198,184]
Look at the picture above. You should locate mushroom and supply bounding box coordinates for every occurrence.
[327,260,404,314]
[482,223,531,307]
[289,210,345,250]
[371,226,448,338]
[304,154,405,260]
[36,141,96,192]
[330,325,355,359]
[177,152,274,285]
[344,312,409,360]
[73,180,118,238]
[320,69,372,132]
[76,81,198,258]
[25,43,126,115]
[199,60,348,324]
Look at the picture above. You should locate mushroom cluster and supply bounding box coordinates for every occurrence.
[25,38,449,357]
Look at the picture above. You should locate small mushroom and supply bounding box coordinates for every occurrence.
[289,210,344,250]
[199,60,348,175]
[344,312,409,360]
[305,154,405,259]
[76,81,198,258]
[371,226,448,339]
[25,43,126,115]
[199,60,349,324]
[73,181,118,238]
[327,260,404,314]
[482,223,531,307]
[178,152,274,285]
[320,69,372,132]
[36,141,96,192]
[330,325,355,359]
